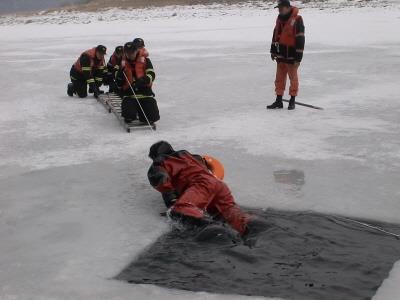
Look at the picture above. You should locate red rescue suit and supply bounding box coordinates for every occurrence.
[148,150,249,235]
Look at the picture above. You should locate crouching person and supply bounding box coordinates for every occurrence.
[106,45,123,94]
[118,39,160,124]
[147,141,254,236]
[67,45,107,98]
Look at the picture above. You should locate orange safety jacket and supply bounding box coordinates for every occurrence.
[121,48,149,88]
[73,48,106,84]
[271,7,305,63]
[108,51,123,71]
[121,48,155,97]
[274,7,301,47]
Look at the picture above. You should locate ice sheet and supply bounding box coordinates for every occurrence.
[0,3,399,299]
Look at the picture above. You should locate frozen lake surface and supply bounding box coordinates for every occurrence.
[0,3,400,299]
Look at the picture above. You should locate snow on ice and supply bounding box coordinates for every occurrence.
[0,1,400,299]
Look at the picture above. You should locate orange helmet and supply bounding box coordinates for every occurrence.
[203,155,225,180]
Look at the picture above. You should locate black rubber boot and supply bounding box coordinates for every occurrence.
[267,95,283,109]
[67,83,74,97]
[288,96,296,110]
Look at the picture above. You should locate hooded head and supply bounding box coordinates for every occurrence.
[149,141,175,160]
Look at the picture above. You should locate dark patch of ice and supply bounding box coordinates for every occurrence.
[116,209,400,300]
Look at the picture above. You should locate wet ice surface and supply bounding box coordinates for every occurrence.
[1,5,400,300]
[116,209,400,300]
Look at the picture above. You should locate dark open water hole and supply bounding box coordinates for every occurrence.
[116,209,400,300]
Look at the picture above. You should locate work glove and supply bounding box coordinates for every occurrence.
[162,191,178,208]
[271,53,277,61]
[131,81,140,93]
[166,209,213,228]
[133,76,150,92]
[294,52,302,67]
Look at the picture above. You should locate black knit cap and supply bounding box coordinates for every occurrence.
[149,141,175,160]
[115,45,123,55]
[132,38,145,49]
[275,0,290,8]
[96,45,107,55]
[124,42,135,53]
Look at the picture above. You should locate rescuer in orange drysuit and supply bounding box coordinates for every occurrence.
[147,141,268,238]
[147,141,269,237]
[267,0,305,110]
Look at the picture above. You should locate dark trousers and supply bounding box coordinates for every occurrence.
[69,67,104,98]
[70,67,87,98]
[121,96,160,123]
[107,77,119,94]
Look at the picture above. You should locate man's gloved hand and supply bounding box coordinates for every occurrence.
[162,191,178,208]
[294,52,302,67]
[133,76,150,92]
[131,81,140,93]
[271,53,277,61]
[166,209,213,228]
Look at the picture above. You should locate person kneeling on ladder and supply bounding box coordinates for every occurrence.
[106,45,124,94]
[67,45,107,98]
[117,39,160,125]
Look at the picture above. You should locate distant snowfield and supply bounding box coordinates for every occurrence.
[0,2,400,300]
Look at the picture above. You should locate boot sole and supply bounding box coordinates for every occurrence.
[266,106,283,109]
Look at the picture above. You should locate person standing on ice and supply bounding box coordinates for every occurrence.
[117,38,160,125]
[147,141,267,237]
[267,0,305,110]
[67,45,107,98]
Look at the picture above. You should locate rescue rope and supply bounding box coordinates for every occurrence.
[122,71,156,133]
[103,56,155,132]
[332,215,400,240]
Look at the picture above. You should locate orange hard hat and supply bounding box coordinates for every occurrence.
[203,155,225,180]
